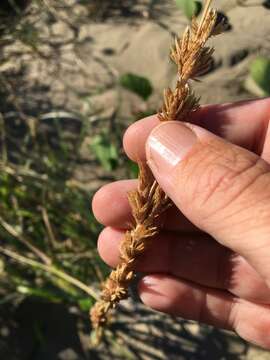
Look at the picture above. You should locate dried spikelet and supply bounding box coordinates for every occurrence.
[90,0,225,343]
[90,162,170,343]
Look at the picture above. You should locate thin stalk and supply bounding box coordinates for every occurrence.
[0,216,52,265]
[40,206,58,249]
[0,161,48,181]
[0,114,8,164]
[0,246,98,300]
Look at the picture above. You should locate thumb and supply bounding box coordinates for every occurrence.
[146,121,270,286]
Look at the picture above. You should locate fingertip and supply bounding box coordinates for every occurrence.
[92,180,137,227]
[123,115,160,161]
[91,184,112,226]
[138,274,160,294]
[97,227,123,268]
[138,274,173,312]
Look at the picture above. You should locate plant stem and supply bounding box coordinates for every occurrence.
[0,161,48,181]
[0,216,52,265]
[40,206,58,249]
[0,246,98,300]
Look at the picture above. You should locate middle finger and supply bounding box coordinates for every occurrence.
[92,179,197,232]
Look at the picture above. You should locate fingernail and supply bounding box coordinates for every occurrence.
[139,276,158,305]
[141,276,157,287]
[146,122,197,172]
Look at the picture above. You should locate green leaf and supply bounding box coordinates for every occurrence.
[119,73,153,101]
[90,134,119,171]
[250,57,270,96]
[127,160,139,178]
[78,297,94,311]
[175,0,202,20]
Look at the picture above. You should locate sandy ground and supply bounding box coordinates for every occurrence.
[4,1,270,107]
[3,0,270,190]
[3,1,270,116]
[1,0,270,359]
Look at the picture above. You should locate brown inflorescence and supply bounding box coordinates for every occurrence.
[91,0,227,343]
[90,163,171,342]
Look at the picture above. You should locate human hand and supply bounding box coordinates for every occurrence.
[93,98,270,349]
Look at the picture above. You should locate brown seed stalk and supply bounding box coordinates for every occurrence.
[90,0,226,343]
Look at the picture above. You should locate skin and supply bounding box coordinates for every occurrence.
[92,97,270,349]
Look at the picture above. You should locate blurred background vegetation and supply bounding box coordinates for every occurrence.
[0,0,270,359]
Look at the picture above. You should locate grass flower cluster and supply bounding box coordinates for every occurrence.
[91,0,227,343]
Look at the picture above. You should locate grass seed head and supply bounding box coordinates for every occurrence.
[91,0,225,342]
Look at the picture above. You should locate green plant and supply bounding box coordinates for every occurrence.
[89,66,157,176]
[91,132,119,171]
[175,0,202,20]
[250,56,270,96]
[0,114,107,311]
[119,73,153,101]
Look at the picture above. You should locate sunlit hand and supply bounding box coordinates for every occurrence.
[93,98,270,349]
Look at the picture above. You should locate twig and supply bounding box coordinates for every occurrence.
[0,216,52,265]
[40,206,58,249]
[0,246,98,300]
[0,161,48,181]
[0,113,8,164]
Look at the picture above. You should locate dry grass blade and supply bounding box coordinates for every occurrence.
[91,0,225,343]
